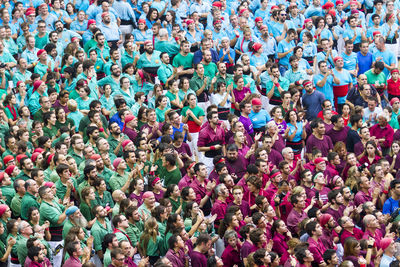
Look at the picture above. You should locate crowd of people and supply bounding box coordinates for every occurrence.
[3,0,400,266]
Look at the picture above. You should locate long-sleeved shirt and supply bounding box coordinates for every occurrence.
[369,123,394,149]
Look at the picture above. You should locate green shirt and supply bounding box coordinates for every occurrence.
[91,218,112,251]
[365,68,387,87]
[109,172,129,193]
[126,221,144,247]
[159,167,182,186]
[70,150,85,166]
[203,62,218,80]
[154,40,180,58]
[1,185,15,206]
[157,63,174,84]
[266,76,290,98]
[79,202,95,222]
[34,33,49,49]
[155,107,169,122]
[92,191,114,208]
[10,194,23,217]
[172,52,194,69]
[107,135,129,157]
[39,200,66,227]
[43,125,58,138]
[140,235,163,257]
[21,192,40,220]
[16,235,28,265]
[115,228,129,242]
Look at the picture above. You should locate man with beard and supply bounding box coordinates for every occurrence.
[287,193,309,234]
[327,115,349,144]
[44,42,60,70]
[193,38,219,65]
[213,62,233,89]
[136,40,162,75]
[54,20,81,49]
[98,64,122,92]
[202,50,218,80]
[285,56,308,90]
[62,206,88,239]
[70,135,85,166]
[326,190,346,222]
[83,22,98,48]
[90,154,113,189]
[318,214,337,250]
[107,121,130,157]
[314,61,340,107]
[198,111,225,172]
[98,12,122,49]
[157,52,175,85]
[62,241,85,267]
[55,164,77,203]
[104,48,121,76]
[27,245,46,267]
[86,126,100,149]
[212,20,228,46]
[225,144,247,180]
[125,205,144,248]
[92,205,113,260]
[34,20,49,49]
[306,118,333,160]
[16,157,34,181]
[172,40,195,78]
[266,64,290,106]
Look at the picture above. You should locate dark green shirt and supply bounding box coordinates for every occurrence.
[21,192,40,220]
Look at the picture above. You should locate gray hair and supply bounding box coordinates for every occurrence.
[159,28,168,37]
[224,230,237,242]
[282,147,293,156]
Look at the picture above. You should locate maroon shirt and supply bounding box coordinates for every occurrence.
[354,190,372,207]
[197,124,225,154]
[287,208,308,234]
[267,148,284,167]
[123,127,138,142]
[221,243,241,267]
[327,126,350,143]
[225,154,248,179]
[306,134,333,157]
[307,237,327,264]
[272,233,290,264]
[340,227,364,244]
[190,251,207,267]
[211,199,227,221]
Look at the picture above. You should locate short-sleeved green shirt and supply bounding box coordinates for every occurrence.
[92,191,114,208]
[39,200,65,227]
[91,218,113,251]
[16,235,28,265]
[155,107,169,122]
[21,192,40,220]
[181,106,205,122]
[126,221,144,247]
[109,172,129,193]
[172,52,194,69]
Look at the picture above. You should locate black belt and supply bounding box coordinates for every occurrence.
[120,19,133,26]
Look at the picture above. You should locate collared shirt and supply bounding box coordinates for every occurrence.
[369,123,394,149]
[197,123,225,148]
[98,22,121,41]
[287,208,308,234]
[62,256,82,267]
[307,237,326,264]
[113,0,136,21]
[165,248,186,267]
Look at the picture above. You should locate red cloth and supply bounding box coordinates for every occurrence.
[369,123,394,149]
[387,78,400,96]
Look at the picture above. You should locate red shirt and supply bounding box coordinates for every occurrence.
[387,78,400,96]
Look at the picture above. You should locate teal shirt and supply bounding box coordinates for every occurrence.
[91,218,112,251]
[39,200,66,227]
[136,50,162,69]
[98,76,120,93]
[157,63,173,84]
[28,91,48,116]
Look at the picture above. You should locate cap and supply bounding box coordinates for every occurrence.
[0,205,8,217]
[333,56,343,63]
[390,97,400,106]
[122,140,133,149]
[90,154,101,161]
[351,9,359,14]
[34,148,45,154]
[212,1,222,8]
[47,154,54,165]
[3,155,14,165]
[252,43,262,53]
[328,10,336,17]
[31,152,41,163]
[87,19,96,29]
[322,1,334,9]
[319,213,332,226]
[25,8,35,16]
[44,182,54,187]
[185,19,194,25]
[314,157,326,165]
[251,98,262,106]
[255,17,263,23]
[213,19,222,25]
[37,49,45,57]
[113,158,123,170]
[336,0,344,4]
[16,154,27,163]
[66,206,79,216]
[380,238,393,251]
[143,191,155,199]
[101,12,109,19]
[138,18,146,24]
[5,165,16,176]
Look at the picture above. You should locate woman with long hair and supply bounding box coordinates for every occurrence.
[139,217,163,265]
[129,178,145,206]
[270,106,287,135]
[343,237,373,267]
[232,75,251,115]
[271,219,291,265]
[359,140,382,165]
[181,93,205,160]
[284,109,306,157]
[210,82,231,121]
[155,95,170,122]
[165,79,184,113]
[3,94,18,126]
[79,186,96,228]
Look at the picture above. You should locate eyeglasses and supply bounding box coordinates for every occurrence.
[280,13,287,16]
[115,257,125,261]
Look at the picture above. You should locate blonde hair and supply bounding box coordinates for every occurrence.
[67,99,77,111]
[139,217,159,256]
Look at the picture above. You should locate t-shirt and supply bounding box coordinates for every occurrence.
[181,106,205,133]
[306,134,333,157]
[302,91,325,121]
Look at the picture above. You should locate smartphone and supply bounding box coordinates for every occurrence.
[315,191,320,200]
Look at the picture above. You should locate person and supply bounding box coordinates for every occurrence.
[302,80,325,121]
[190,233,212,266]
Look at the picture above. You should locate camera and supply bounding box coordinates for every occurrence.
[0,63,6,68]
[358,163,369,172]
